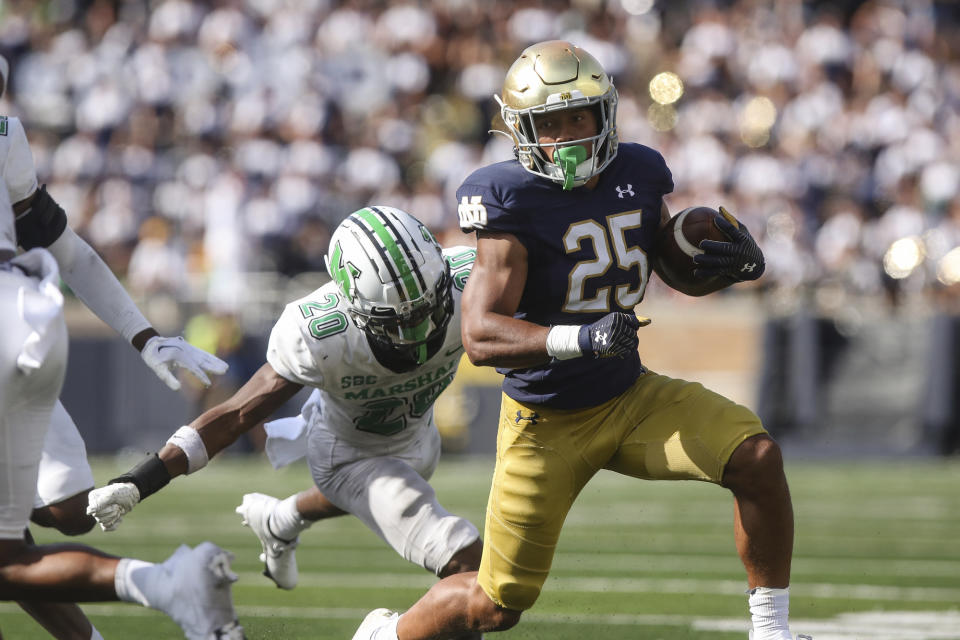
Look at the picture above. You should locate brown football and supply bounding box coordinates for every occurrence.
[654,206,734,296]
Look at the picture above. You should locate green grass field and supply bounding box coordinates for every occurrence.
[4,456,960,639]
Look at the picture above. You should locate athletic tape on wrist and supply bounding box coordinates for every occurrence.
[546,325,582,360]
[109,453,170,500]
[166,426,209,474]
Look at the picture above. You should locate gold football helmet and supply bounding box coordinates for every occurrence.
[496,40,618,189]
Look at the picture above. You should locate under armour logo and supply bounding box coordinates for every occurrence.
[515,410,539,425]
[741,263,758,273]
[594,330,608,346]
[615,184,634,198]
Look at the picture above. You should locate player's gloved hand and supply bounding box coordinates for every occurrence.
[693,206,765,281]
[578,312,648,359]
[86,483,141,532]
[140,336,229,391]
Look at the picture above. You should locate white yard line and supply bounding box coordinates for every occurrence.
[230,571,960,603]
[1,604,957,638]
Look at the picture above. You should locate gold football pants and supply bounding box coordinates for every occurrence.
[477,371,766,610]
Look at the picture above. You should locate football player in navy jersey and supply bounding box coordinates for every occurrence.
[353,41,805,640]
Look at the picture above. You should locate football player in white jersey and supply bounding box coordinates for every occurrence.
[0,55,228,639]
[0,180,245,640]
[87,206,484,638]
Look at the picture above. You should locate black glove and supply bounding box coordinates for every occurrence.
[577,312,643,359]
[693,207,765,281]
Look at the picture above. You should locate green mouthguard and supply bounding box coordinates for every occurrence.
[554,146,587,190]
[401,317,432,365]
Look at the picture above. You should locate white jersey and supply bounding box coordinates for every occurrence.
[0,116,38,253]
[0,179,15,253]
[0,116,39,206]
[267,246,476,447]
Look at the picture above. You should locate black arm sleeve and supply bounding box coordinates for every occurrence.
[109,453,172,501]
[14,184,68,249]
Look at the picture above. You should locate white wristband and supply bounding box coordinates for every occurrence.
[166,426,209,474]
[545,325,582,360]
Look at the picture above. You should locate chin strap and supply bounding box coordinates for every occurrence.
[554,146,588,190]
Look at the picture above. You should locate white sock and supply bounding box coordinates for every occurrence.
[90,626,104,640]
[269,494,312,541]
[114,558,169,610]
[748,586,791,640]
[373,612,400,640]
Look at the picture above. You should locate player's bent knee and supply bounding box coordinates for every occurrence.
[56,515,96,537]
[30,507,96,536]
[486,606,522,632]
[755,435,785,475]
[0,538,30,570]
[439,539,483,577]
[723,434,785,491]
[466,581,522,632]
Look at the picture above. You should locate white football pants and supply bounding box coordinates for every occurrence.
[33,399,96,508]
[0,265,68,539]
[307,422,479,575]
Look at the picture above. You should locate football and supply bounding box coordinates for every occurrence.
[654,206,733,296]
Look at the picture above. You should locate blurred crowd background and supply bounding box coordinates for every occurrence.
[2,0,959,454]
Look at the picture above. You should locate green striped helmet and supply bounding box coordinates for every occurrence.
[325,206,453,364]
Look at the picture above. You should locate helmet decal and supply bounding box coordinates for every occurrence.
[328,240,361,303]
[420,224,438,245]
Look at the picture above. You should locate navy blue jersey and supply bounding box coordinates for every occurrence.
[456,143,674,409]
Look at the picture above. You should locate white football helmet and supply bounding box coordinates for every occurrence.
[326,206,453,365]
[496,40,618,189]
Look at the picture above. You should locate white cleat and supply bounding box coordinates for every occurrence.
[352,608,399,640]
[159,542,245,640]
[748,634,812,640]
[235,492,299,590]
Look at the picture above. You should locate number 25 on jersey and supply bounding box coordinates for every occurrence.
[563,210,648,313]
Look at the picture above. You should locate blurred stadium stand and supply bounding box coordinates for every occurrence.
[3,0,958,457]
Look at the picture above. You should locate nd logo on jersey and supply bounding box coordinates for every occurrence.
[458,196,487,229]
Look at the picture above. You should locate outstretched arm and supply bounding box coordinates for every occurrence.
[16,188,228,389]
[87,363,303,530]
[158,363,303,476]
[45,223,155,347]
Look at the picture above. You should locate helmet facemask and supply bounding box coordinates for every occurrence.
[497,88,618,190]
[496,40,619,190]
[350,268,454,366]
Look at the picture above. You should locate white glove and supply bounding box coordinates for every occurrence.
[140,336,229,391]
[86,482,141,532]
